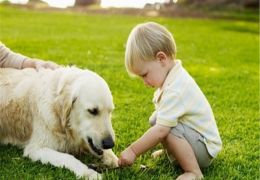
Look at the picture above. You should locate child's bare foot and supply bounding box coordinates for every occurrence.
[152,149,176,163]
[151,149,164,159]
[176,172,203,180]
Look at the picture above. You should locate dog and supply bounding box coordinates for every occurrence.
[0,66,118,179]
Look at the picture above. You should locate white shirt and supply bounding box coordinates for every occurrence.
[152,60,222,158]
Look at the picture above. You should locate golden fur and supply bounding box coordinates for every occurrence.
[0,67,118,179]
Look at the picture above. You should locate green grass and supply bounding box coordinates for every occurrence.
[0,5,259,180]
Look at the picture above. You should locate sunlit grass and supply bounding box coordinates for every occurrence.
[0,5,259,179]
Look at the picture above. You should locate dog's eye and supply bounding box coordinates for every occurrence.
[87,108,99,116]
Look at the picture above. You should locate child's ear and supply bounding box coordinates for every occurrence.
[156,51,167,64]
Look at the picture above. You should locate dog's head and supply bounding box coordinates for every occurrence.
[54,67,115,156]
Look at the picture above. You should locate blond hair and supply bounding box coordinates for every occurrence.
[125,22,176,76]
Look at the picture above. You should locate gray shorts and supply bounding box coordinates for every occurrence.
[170,123,213,168]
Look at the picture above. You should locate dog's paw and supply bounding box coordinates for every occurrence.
[84,169,102,180]
[102,149,119,168]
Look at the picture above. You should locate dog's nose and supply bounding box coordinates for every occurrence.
[102,136,114,149]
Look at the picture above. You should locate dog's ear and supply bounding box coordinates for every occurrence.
[54,91,72,133]
[53,73,78,134]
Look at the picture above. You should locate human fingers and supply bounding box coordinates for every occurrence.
[44,61,60,70]
[118,156,129,167]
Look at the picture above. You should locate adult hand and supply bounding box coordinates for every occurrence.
[34,59,60,70]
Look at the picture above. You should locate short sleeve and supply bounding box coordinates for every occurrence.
[149,111,157,126]
[156,91,185,127]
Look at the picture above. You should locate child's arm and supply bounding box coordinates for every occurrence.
[119,124,171,166]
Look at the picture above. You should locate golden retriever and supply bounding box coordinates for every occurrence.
[0,67,118,179]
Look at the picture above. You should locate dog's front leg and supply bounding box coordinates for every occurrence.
[101,149,118,168]
[24,147,102,180]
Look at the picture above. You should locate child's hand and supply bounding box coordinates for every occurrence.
[118,146,137,167]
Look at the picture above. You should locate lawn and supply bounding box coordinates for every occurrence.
[0,5,259,180]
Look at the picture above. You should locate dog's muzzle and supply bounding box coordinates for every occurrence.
[102,135,114,149]
[87,136,114,156]
[87,137,103,155]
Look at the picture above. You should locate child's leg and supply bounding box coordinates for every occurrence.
[163,123,212,180]
[164,133,203,179]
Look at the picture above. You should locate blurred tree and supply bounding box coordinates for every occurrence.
[243,0,259,8]
[29,0,40,2]
[28,0,48,6]
[167,0,175,5]
[75,0,101,6]
[178,0,259,8]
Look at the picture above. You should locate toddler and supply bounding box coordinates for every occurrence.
[118,22,222,180]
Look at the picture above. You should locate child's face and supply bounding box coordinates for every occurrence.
[133,55,172,88]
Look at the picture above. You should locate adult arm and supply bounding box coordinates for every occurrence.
[0,44,59,70]
[0,43,28,69]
